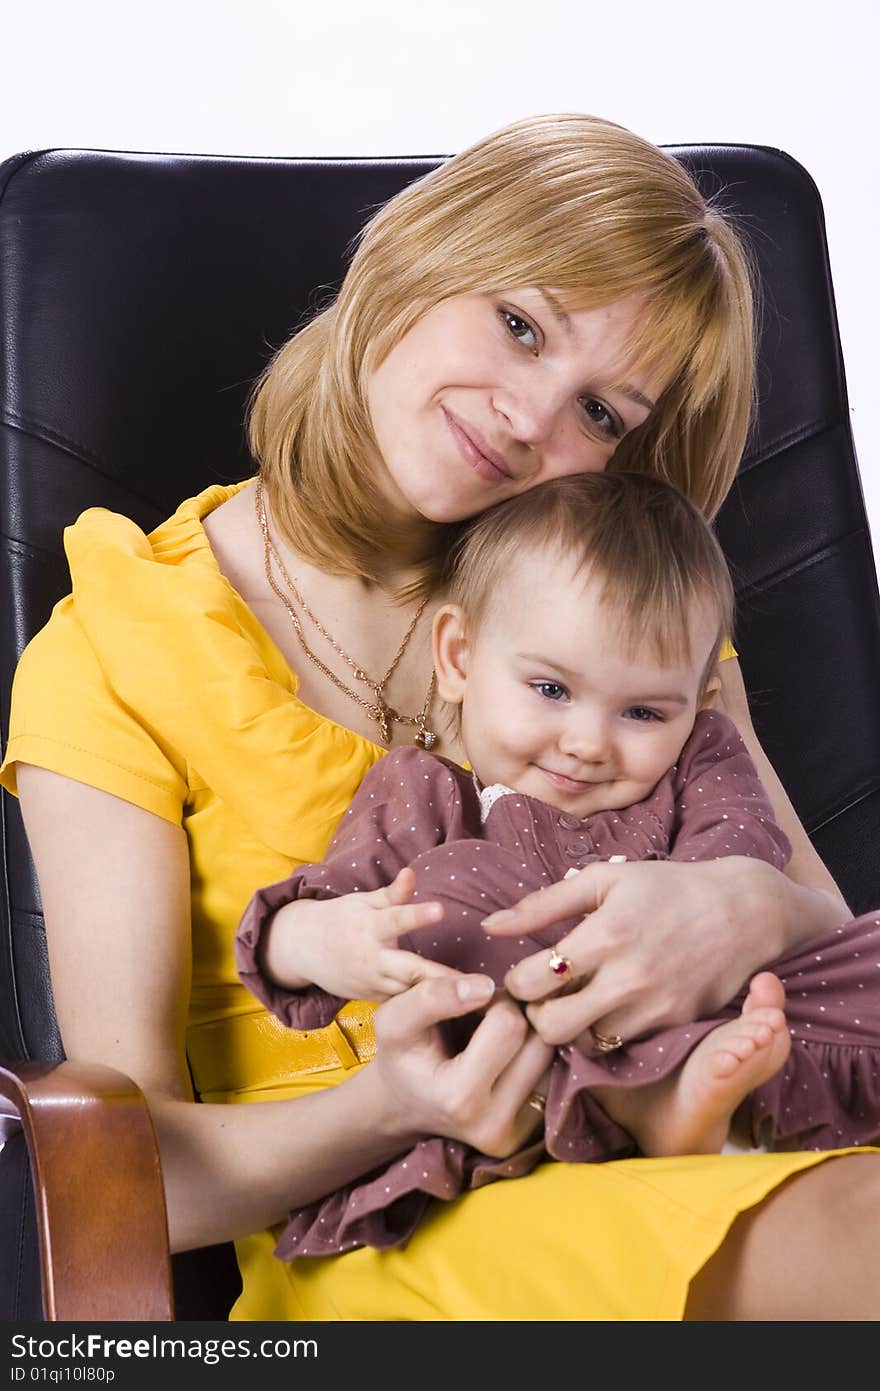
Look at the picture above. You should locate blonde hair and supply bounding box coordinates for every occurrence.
[249,113,756,595]
[445,472,734,687]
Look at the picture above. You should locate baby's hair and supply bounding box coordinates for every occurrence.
[445,472,734,690]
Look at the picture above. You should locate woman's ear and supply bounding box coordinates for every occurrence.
[432,604,469,705]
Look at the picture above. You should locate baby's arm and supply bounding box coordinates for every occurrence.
[669,710,792,868]
[235,748,478,1023]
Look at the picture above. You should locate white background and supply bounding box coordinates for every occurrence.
[2,0,877,566]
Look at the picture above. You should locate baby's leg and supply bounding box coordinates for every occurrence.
[589,973,791,1157]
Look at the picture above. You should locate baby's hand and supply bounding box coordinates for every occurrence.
[269,867,453,1002]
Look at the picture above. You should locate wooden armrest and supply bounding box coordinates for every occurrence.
[0,1060,174,1321]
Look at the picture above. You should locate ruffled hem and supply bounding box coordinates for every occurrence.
[753,1039,880,1149]
[274,1136,546,1258]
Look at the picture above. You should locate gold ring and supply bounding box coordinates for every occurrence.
[548,949,573,979]
[590,1026,624,1053]
[526,1091,547,1115]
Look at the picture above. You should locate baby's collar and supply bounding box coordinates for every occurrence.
[472,771,518,824]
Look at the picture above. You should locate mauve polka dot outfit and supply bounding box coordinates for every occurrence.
[236,709,880,1257]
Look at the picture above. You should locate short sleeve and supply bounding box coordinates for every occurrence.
[0,593,188,824]
[2,490,391,863]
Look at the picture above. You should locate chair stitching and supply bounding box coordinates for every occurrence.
[808,780,880,835]
[2,534,67,564]
[2,409,111,472]
[10,909,45,930]
[735,528,870,597]
[740,414,845,473]
[0,415,173,514]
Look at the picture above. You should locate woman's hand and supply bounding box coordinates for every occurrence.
[482,856,801,1047]
[263,867,456,1001]
[368,975,554,1158]
[15,767,547,1244]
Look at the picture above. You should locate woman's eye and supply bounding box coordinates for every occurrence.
[625,706,663,723]
[581,397,622,441]
[532,681,568,702]
[501,309,538,351]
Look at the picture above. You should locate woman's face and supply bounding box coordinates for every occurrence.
[365,287,664,524]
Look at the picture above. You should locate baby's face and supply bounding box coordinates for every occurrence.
[448,549,719,818]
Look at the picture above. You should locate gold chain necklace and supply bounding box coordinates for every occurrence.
[255,477,437,748]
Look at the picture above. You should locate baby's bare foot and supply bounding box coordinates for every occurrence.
[592,973,790,1156]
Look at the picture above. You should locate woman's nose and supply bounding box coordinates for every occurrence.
[491,381,560,446]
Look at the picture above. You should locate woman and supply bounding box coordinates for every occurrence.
[2,113,877,1321]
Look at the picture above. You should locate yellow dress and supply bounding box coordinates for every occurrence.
[0,480,865,1321]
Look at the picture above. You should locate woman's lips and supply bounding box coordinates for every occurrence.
[443,408,511,483]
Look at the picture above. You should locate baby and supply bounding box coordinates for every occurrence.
[236,472,880,1256]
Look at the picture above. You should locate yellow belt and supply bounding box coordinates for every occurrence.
[186,1000,377,1098]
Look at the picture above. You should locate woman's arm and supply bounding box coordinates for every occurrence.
[16,765,549,1252]
[715,656,851,917]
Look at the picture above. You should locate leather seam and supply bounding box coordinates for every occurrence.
[740,414,845,473]
[734,527,871,597]
[1,534,61,564]
[10,909,44,930]
[0,796,28,1059]
[2,408,112,472]
[0,414,168,515]
[808,780,880,835]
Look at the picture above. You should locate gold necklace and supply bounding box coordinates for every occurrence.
[255,478,438,748]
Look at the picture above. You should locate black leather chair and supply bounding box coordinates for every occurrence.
[2,142,879,1321]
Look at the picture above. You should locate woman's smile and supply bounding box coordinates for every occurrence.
[442,406,513,483]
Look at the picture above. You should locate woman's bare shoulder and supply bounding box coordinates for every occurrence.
[201,479,263,599]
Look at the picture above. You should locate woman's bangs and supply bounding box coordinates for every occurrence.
[619,278,719,406]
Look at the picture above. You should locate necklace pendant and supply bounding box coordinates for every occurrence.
[414,728,437,750]
[374,701,392,745]
[364,699,390,743]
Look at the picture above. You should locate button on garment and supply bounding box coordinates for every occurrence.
[564,840,591,858]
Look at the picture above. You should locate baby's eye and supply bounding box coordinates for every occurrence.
[531,680,568,702]
[581,397,622,441]
[624,706,663,723]
[501,308,538,351]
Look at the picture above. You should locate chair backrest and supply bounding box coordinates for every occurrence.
[2,143,879,1317]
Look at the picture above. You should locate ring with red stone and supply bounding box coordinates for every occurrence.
[548,949,573,979]
[590,1026,624,1054]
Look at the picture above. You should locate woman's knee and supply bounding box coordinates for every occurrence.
[686,1153,880,1321]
